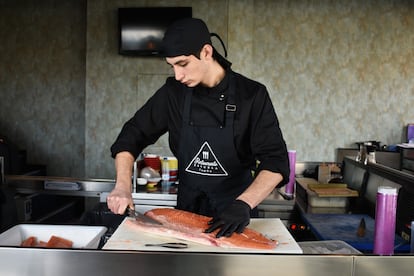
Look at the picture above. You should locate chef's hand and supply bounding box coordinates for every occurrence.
[205,200,251,238]
[107,187,133,215]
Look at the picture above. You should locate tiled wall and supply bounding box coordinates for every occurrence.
[245,0,414,162]
[1,0,413,178]
[0,0,86,177]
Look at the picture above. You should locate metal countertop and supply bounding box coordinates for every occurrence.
[0,246,413,276]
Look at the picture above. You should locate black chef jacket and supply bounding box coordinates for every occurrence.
[110,68,289,184]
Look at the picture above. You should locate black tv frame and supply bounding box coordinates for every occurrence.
[118,7,192,57]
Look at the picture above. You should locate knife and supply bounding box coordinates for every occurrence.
[356,218,366,237]
[127,207,162,225]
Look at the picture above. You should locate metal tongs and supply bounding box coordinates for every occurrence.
[145,242,188,249]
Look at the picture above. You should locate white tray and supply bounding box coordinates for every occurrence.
[0,224,107,249]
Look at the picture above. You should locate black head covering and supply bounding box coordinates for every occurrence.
[161,18,231,68]
[162,18,211,57]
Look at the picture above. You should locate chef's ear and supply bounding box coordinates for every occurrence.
[200,44,214,60]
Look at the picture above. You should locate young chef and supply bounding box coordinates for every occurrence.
[107,18,289,238]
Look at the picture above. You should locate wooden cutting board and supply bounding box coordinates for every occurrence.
[308,184,359,197]
[103,217,302,254]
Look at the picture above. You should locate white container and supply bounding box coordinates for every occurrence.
[0,224,107,249]
[308,196,349,208]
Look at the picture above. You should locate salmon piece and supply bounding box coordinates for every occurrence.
[20,235,73,248]
[125,208,277,250]
[21,236,37,247]
[45,235,73,248]
[38,240,48,247]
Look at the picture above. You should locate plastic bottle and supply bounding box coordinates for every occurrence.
[285,150,296,197]
[373,186,398,255]
[161,157,170,181]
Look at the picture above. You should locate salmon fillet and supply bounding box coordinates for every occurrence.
[20,235,73,248]
[46,235,73,248]
[21,236,37,247]
[124,208,277,250]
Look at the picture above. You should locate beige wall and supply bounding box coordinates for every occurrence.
[1,0,413,178]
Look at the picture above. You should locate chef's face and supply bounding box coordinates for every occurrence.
[166,47,209,87]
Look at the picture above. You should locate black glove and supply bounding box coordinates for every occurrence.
[204,200,251,238]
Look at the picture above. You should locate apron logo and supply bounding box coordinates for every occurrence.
[185,141,228,176]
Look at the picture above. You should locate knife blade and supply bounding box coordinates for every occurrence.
[356,218,366,237]
[127,207,162,225]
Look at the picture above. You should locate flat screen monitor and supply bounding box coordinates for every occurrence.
[118,7,192,56]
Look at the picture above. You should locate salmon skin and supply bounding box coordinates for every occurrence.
[124,208,278,250]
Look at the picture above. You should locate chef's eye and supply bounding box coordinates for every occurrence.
[178,62,188,67]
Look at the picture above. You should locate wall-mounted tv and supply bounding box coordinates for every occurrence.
[118,7,192,56]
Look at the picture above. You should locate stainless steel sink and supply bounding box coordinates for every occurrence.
[77,179,115,192]
[5,176,116,195]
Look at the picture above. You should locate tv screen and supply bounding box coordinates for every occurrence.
[118,7,192,56]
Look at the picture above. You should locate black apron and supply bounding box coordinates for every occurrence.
[176,75,253,217]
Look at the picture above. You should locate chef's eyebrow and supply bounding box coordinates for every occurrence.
[166,58,189,67]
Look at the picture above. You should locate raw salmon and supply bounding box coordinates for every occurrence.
[21,236,37,247]
[46,235,73,248]
[20,235,73,248]
[124,208,277,250]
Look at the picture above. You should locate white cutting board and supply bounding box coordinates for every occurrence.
[103,217,302,254]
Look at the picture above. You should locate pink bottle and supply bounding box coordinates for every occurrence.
[285,150,296,196]
[407,124,414,143]
[373,186,398,255]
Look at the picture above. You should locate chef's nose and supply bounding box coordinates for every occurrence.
[173,67,184,82]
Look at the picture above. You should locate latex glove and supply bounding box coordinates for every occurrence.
[205,200,251,238]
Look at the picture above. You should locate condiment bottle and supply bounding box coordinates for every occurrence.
[161,157,170,181]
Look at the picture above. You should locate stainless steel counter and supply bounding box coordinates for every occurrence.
[0,247,413,276]
[99,185,295,218]
[6,175,297,224]
[2,174,414,275]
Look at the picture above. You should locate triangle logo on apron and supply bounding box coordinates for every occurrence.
[185,141,228,176]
